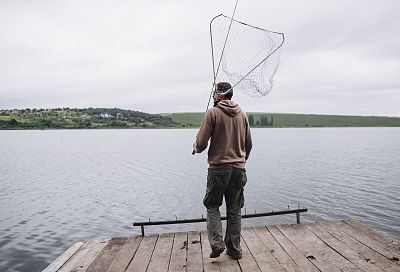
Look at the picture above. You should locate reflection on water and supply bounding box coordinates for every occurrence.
[0,128,399,271]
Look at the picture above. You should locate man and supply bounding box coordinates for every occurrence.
[193,82,252,260]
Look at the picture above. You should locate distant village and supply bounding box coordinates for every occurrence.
[0,108,178,129]
[3,108,124,118]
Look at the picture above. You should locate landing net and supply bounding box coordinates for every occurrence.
[210,14,284,97]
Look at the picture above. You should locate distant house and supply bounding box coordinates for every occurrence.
[11,109,19,115]
[100,113,111,118]
[117,113,122,119]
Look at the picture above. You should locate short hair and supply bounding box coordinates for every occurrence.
[216,82,233,99]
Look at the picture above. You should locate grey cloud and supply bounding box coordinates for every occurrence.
[0,0,399,116]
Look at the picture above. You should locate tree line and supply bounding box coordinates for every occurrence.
[247,114,274,127]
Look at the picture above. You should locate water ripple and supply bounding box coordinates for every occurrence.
[0,128,399,271]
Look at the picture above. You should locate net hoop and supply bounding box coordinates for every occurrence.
[209,14,285,101]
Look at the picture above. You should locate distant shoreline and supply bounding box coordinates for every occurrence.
[1,108,400,129]
[2,127,400,131]
[164,112,400,128]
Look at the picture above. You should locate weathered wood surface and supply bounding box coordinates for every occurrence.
[42,242,84,272]
[44,219,400,271]
[186,231,203,272]
[168,232,187,272]
[58,240,107,272]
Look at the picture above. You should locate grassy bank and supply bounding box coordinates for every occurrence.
[163,112,400,128]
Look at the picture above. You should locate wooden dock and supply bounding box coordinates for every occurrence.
[44,219,400,272]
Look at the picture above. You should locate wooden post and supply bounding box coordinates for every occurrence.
[296,211,300,224]
[141,225,145,236]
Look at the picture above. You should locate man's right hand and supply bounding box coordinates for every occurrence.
[192,142,198,155]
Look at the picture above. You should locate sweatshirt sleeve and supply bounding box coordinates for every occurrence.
[194,110,215,153]
[245,115,252,161]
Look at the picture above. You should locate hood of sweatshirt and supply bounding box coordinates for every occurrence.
[216,100,241,117]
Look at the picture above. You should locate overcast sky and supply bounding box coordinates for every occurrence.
[1,0,399,116]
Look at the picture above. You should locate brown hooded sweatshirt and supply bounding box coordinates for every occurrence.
[194,100,252,169]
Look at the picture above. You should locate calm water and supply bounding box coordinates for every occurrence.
[0,128,399,272]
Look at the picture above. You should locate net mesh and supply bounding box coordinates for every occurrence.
[211,14,284,97]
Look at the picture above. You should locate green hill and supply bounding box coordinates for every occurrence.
[163,112,400,128]
[162,112,205,128]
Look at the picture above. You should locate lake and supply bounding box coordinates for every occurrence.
[0,128,399,272]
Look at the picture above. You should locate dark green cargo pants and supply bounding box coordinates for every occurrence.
[203,165,247,255]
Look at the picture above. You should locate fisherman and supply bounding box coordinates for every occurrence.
[193,82,252,260]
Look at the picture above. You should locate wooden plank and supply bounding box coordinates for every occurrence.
[344,219,400,249]
[267,225,319,272]
[106,235,143,272]
[339,219,400,262]
[59,240,107,272]
[71,240,108,272]
[42,242,83,272]
[291,223,363,272]
[86,237,128,272]
[306,223,385,272]
[332,220,400,264]
[253,226,299,272]
[125,234,158,272]
[186,231,203,272]
[218,246,241,272]
[318,221,400,272]
[147,233,174,272]
[293,223,365,272]
[237,235,261,272]
[58,241,93,272]
[168,232,188,272]
[200,230,221,272]
[241,227,285,271]
[277,224,343,272]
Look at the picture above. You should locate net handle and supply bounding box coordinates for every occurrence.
[206,0,239,112]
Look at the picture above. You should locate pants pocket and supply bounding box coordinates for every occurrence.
[238,170,247,208]
[203,166,231,208]
[237,170,247,188]
[208,167,231,190]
